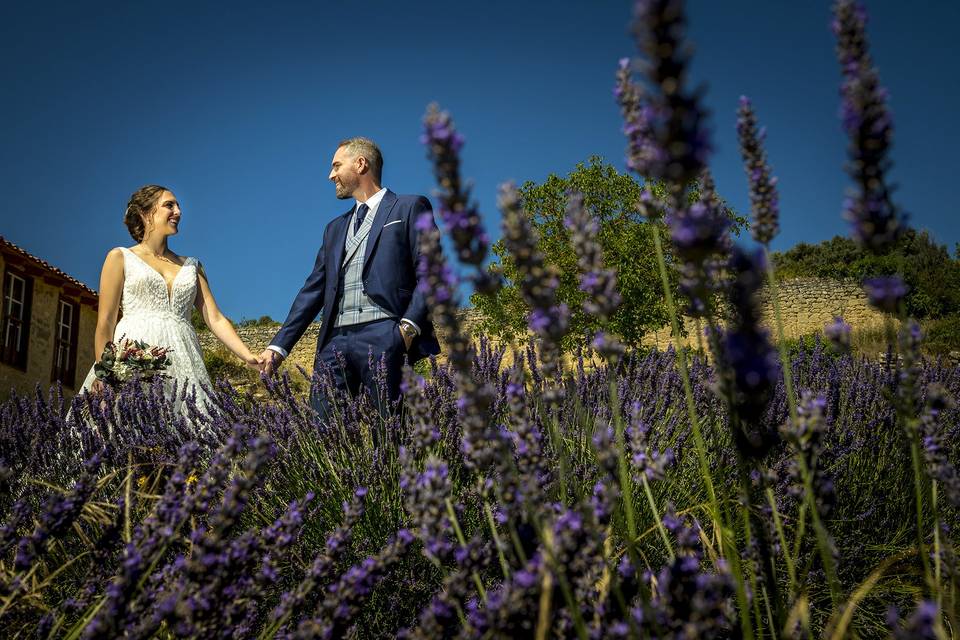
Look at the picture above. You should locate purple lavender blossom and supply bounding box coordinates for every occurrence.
[627,414,674,483]
[400,366,441,452]
[418,110,503,455]
[833,0,905,253]
[465,552,545,638]
[565,190,626,360]
[614,58,665,179]
[501,364,551,505]
[887,600,939,639]
[400,451,454,561]
[401,539,493,639]
[718,247,781,457]
[780,392,837,517]
[666,196,730,264]
[415,212,474,380]
[272,487,367,633]
[736,96,780,245]
[617,0,712,186]
[499,181,569,404]
[294,529,413,638]
[824,316,852,353]
[919,383,960,508]
[673,171,732,318]
[644,504,736,636]
[421,104,499,293]
[863,275,908,313]
[15,453,100,571]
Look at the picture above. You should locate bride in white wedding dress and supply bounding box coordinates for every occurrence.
[75,184,262,421]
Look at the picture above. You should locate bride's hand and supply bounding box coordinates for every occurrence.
[243,353,264,370]
[90,378,106,395]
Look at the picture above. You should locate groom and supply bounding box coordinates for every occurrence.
[260,137,440,416]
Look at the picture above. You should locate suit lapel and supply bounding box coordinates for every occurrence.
[328,210,352,276]
[363,190,397,270]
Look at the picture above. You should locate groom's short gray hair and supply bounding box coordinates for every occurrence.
[338,137,383,181]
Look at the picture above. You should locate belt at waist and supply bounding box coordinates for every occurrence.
[118,311,192,325]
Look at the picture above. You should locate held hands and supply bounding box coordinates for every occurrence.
[258,349,284,375]
[398,322,415,351]
[242,352,266,371]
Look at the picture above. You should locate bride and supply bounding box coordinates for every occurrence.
[76,184,262,420]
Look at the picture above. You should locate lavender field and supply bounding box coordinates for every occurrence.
[2,1,958,638]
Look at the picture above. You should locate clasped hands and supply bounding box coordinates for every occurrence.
[257,349,284,376]
[253,323,414,377]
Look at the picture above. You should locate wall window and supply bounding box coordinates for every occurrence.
[52,298,79,386]
[1,271,32,370]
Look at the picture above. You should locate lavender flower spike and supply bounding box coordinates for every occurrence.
[667,170,731,317]
[824,316,852,353]
[719,246,781,457]
[422,103,495,282]
[499,181,569,402]
[780,392,836,517]
[863,275,908,313]
[623,0,711,186]
[565,190,621,322]
[833,0,904,253]
[887,600,940,640]
[736,96,780,245]
[919,383,960,509]
[614,58,663,179]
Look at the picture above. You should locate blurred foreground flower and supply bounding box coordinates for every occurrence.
[833,0,904,253]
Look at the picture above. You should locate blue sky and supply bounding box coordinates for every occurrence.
[2,1,957,322]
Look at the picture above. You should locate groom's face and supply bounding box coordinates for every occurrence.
[329,146,361,200]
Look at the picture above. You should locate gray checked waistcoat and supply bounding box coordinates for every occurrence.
[333,206,394,327]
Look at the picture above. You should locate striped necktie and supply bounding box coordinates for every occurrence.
[354,203,369,233]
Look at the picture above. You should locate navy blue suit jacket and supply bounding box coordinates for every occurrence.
[271,190,441,363]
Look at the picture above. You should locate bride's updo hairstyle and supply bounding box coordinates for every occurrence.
[124,185,169,242]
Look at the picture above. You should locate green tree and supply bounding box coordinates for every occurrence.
[238,315,277,328]
[471,157,734,351]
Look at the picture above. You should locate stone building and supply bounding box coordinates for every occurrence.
[0,236,98,399]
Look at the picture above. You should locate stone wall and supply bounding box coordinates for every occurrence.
[641,277,887,350]
[198,277,885,374]
[197,323,321,375]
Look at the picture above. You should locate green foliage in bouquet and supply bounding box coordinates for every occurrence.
[93,337,171,387]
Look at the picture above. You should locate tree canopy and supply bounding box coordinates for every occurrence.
[470,157,684,350]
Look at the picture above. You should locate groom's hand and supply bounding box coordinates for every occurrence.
[259,349,283,375]
[398,321,417,351]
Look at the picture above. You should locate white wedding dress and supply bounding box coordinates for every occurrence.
[76,247,214,421]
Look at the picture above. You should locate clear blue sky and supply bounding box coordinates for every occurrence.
[2,1,957,322]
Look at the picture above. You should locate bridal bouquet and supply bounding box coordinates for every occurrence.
[94,337,172,387]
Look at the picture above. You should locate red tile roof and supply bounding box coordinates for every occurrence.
[0,236,98,298]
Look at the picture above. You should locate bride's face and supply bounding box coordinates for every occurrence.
[144,191,182,238]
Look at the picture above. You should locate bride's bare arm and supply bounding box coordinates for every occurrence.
[95,249,124,361]
[90,249,124,393]
[194,263,261,367]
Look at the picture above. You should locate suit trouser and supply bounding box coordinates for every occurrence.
[311,318,406,423]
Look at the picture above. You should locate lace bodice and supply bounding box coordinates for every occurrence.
[118,247,198,323]
[74,247,213,429]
